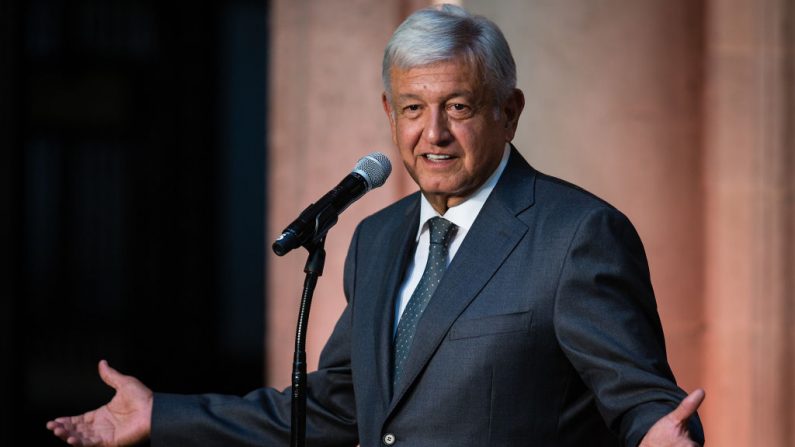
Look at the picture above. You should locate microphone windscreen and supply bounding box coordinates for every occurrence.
[354,152,392,189]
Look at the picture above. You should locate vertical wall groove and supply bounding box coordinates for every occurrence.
[780,0,795,443]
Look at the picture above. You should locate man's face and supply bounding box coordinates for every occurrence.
[382,58,523,213]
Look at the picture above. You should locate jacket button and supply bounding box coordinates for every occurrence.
[383,433,396,445]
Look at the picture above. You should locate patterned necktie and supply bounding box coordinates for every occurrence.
[393,216,456,389]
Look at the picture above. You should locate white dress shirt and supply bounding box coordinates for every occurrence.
[395,144,511,329]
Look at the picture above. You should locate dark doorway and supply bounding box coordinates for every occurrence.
[1,1,268,445]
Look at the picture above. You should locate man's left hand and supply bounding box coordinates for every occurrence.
[639,388,705,447]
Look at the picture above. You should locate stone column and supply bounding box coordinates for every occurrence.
[701,0,795,445]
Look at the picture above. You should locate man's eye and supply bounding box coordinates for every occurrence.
[448,103,471,114]
[404,105,420,112]
[448,103,473,117]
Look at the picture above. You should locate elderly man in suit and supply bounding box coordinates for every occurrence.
[48,4,704,446]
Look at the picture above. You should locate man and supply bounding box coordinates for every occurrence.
[48,5,704,446]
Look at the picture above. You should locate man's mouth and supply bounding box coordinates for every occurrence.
[424,153,453,160]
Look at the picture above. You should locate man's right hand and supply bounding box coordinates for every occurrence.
[46,360,153,446]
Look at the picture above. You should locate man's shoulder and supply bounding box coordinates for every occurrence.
[513,165,633,231]
[499,148,621,219]
[533,170,617,212]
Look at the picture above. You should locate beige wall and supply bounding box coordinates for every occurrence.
[267,0,414,389]
[267,1,795,444]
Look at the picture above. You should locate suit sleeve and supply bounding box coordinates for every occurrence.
[150,228,363,447]
[552,207,704,447]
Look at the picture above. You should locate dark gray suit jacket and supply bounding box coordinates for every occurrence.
[152,148,703,446]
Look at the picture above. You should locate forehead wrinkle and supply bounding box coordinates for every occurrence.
[389,60,489,106]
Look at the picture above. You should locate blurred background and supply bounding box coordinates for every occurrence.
[1,0,267,445]
[2,0,793,446]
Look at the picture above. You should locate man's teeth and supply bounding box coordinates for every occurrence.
[425,154,452,160]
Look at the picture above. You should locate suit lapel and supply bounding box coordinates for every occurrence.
[357,196,420,409]
[387,148,537,412]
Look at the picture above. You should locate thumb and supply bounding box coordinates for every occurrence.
[98,359,124,390]
[668,388,705,423]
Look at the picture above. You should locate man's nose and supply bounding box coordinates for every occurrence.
[424,108,452,146]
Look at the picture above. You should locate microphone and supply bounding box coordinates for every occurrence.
[272,152,392,256]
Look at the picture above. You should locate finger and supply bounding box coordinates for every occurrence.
[54,416,78,424]
[47,420,69,433]
[51,424,68,437]
[668,388,705,423]
[49,416,92,445]
[53,417,77,432]
[67,431,90,447]
[61,420,90,446]
[51,424,75,442]
[98,359,123,389]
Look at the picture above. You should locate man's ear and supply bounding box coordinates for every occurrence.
[382,92,394,121]
[382,92,398,144]
[503,88,525,141]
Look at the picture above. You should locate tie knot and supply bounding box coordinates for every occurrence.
[428,217,456,246]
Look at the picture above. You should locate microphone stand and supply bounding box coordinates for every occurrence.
[291,236,326,447]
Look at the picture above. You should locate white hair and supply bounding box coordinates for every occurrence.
[382,4,517,107]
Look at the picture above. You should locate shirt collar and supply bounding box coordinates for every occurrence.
[416,144,511,240]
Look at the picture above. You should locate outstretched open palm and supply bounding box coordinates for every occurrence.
[47,360,153,447]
